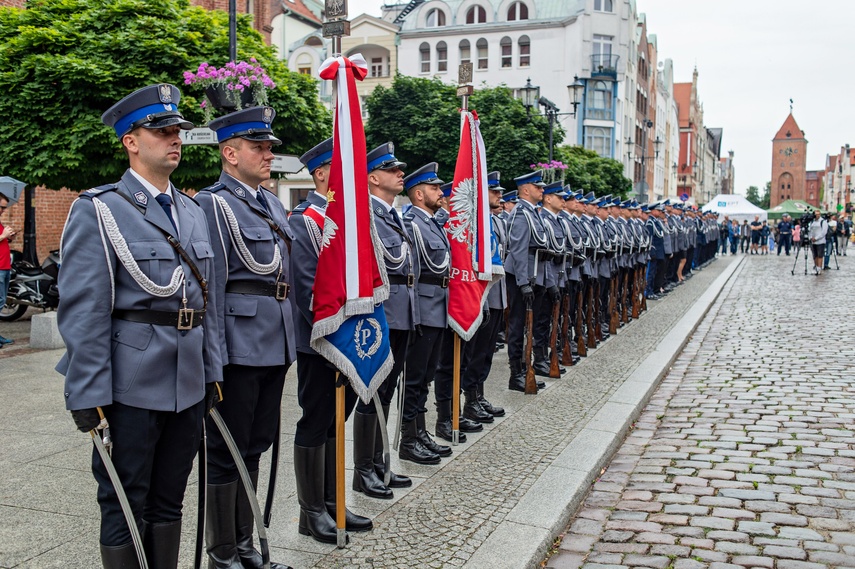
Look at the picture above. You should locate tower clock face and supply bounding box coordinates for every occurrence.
[784,147,794,157]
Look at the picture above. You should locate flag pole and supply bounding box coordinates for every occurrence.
[322,0,351,549]
[451,62,474,447]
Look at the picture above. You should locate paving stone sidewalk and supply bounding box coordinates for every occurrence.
[546,252,855,569]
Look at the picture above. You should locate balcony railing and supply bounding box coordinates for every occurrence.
[591,54,619,78]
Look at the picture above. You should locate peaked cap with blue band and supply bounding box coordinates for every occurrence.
[208,106,281,145]
[367,142,407,173]
[502,190,518,203]
[440,182,453,197]
[563,188,578,201]
[514,170,547,188]
[299,137,334,172]
[102,83,194,138]
[487,171,504,191]
[582,191,596,203]
[404,162,444,192]
[542,181,565,196]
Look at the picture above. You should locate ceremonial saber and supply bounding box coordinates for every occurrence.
[194,422,207,569]
[209,409,271,569]
[372,394,391,486]
[91,431,149,569]
[451,333,461,445]
[263,415,281,528]
[334,372,346,548]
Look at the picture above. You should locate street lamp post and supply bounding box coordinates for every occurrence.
[625,119,661,203]
[520,76,585,162]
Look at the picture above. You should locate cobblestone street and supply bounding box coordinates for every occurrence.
[546,251,855,569]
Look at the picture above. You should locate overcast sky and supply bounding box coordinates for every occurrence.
[343,0,855,195]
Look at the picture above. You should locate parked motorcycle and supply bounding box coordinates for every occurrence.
[0,250,60,322]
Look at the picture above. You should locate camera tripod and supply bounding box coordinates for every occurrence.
[791,240,839,275]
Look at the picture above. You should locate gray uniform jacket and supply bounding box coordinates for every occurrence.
[56,170,222,413]
[371,196,417,331]
[540,209,565,288]
[592,217,613,278]
[505,200,549,287]
[198,172,295,367]
[404,206,450,329]
[662,218,674,256]
[558,211,583,282]
[579,215,599,279]
[288,191,328,355]
[487,214,509,310]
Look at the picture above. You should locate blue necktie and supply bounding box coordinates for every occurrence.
[155,193,177,234]
[255,189,270,212]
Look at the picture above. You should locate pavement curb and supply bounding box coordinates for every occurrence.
[465,256,746,569]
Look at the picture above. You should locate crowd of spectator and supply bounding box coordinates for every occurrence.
[715,212,853,260]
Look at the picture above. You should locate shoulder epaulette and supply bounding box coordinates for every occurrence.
[80,183,118,199]
[198,182,227,194]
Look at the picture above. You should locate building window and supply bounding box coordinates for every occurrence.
[466,5,487,24]
[585,127,612,157]
[592,34,612,69]
[476,38,488,69]
[594,0,613,12]
[246,0,254,14]
[586,80,612,120]
[518,35,530,67]
[500,36,512,68]
[426,8,446,27]
[419,42,430,73]
[508,1,528,20]
[459,39,471,64]
[436,41,448,72]
[297,54,313,75]
[371,57,385,78]
[361,96,369,119]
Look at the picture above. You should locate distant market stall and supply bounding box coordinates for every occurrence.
[701,194,767,223]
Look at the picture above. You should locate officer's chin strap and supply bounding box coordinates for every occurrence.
[90,408,149,569]
[372,395,391,487]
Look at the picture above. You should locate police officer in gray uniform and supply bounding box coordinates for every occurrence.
[533,181,567,376]
[197,107,295,569]
[289,138,373,543]
[57,84,222,569]
[504,170,549,392]
[360,143,420,483]
[400,162,460,460]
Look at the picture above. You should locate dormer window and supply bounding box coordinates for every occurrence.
[466,5,487,24]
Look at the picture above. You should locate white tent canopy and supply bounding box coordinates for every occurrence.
[701,194,767,224]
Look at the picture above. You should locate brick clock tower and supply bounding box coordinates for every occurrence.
[770,113,807,209]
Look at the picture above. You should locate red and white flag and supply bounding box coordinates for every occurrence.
[311,54,392,403]
[446,110,502,340]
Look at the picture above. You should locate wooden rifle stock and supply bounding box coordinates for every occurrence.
[560,289,573,366]
[548,296,561,377]
[524,302,538,394]
[631,267,640,319]
[585,282,596,349]
[608,276,619,335]
[621,270,629,324]
[593,279,603,341]
[575,286,587,357]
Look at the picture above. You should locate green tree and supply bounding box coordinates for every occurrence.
[364,75,557,183]
[761,181,771,209]
[745,185,761,206]
[554,145,632,198]
[0,0,331,191]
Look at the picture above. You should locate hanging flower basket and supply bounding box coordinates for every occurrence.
[183,58,276,122]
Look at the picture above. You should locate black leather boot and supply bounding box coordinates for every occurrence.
[142,520,181,569]
[100,542,141,569]
[477,383,504,417]
[463,388,493,423]
[373,404,412,488]
[351,411,393,499]
[533,344,552,377]
[295,443,347,545]
[508,359,526,392]
[416,410,463,456]
[205,481,242,568]
[398,419,441,465]
[324,439,373,532]
[235,471,293,569]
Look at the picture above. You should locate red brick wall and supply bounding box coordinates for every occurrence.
[190,0,272,44]
[0,0,25,7]
[2,187,78,262]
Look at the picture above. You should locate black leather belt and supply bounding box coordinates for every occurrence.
[113,308,206,330]
[419,274,449,288]
[388,274,415,287]
[226,281,290,300]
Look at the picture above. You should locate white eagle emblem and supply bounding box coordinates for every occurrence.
[447,177,476,253]
[321,216,339,250]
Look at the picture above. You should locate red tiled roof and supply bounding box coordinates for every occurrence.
[278,0,321,24]
[774,113,804,141]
